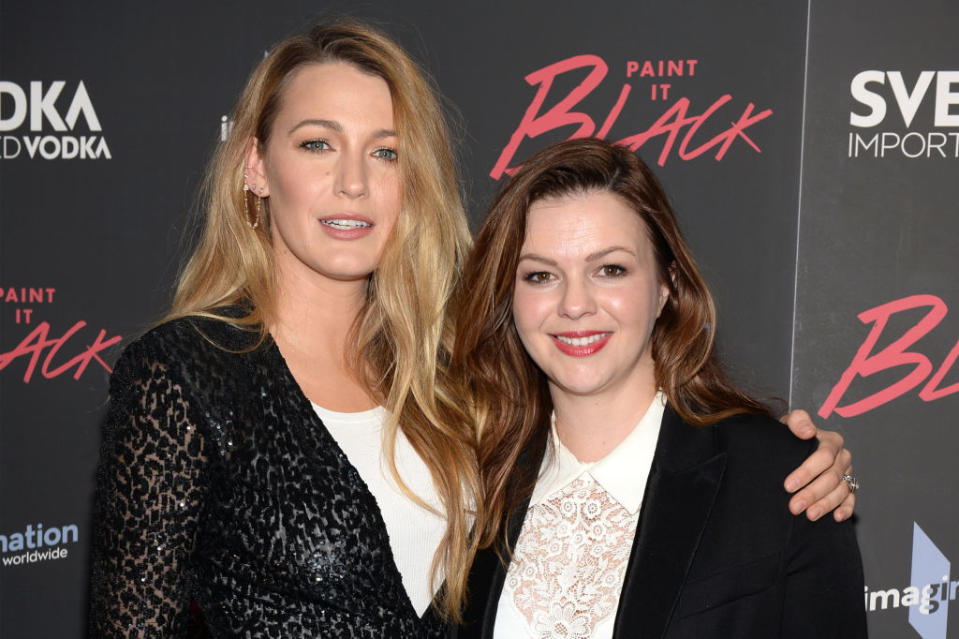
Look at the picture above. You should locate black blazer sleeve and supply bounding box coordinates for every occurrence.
[778,494,865,637]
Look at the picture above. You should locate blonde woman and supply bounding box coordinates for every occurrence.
[88,21,854,639]
[88,22,475,638]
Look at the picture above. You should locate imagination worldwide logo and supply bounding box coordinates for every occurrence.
[864,523,956,639]
[0,522,79,567]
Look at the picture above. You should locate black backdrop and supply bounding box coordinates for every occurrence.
[1,1,956,637]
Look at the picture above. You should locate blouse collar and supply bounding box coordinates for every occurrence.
[531,391,666,515]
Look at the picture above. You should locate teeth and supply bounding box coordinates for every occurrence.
[322,219,371,229]
[555,333,608,346]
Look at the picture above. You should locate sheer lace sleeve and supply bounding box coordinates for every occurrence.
[89,338,210,638]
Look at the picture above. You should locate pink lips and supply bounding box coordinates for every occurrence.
[550,330,612,357]
[318,214,374,240]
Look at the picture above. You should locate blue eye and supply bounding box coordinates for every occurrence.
[300,139,331,152]
[373,147,398,162]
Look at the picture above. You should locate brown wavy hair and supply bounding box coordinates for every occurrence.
[454,137,770,550]
[166,21,477,619]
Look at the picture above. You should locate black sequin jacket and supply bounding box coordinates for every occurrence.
[88,316,443,638]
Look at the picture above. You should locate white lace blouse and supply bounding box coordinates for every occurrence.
[493,392,666,639]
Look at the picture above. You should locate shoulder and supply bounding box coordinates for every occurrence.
[708,411,816,480]
[111,313,263,396]
[711,411,797,441]
[711,411,813,449]
[122,313,259,363]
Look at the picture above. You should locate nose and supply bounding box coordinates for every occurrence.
[335,149,368,199]
[558,276,597,319]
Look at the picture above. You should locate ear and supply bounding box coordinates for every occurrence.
[243,138,270,198]
[656,261,677,317]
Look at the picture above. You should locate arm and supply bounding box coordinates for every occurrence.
[781,410,855,522]
[780,507,867,637]
[88,341,209,637]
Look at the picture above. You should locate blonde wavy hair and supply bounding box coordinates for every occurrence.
[167,21,477,619]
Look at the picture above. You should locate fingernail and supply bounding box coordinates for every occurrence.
[808,507,821,520]
[792,500,806,514]
[785,479,798,492]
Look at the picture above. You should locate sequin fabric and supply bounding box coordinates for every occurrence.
[88,316,443,638]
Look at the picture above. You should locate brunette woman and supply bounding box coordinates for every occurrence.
[454,138,865,638]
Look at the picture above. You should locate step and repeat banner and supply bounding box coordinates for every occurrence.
[0,1,954,637]
[792,3,959,639]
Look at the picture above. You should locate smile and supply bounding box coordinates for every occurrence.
[554,333,608,346]
[550,331,612,357]
[321,219,372,230]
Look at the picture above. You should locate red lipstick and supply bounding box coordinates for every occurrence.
[550,331,611,357]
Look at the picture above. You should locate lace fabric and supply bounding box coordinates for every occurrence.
[504,476,638,639]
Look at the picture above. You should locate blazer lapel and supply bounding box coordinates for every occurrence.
[612,406,726,639]
[455,544,504,639]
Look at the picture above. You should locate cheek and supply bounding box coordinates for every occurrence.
[372,185,403,258]
[380,193,402,235]
[605,286,658,331]
[511,298,550,372]
[269,162,317,211]
[374,169,403,213]
[511,288,546,343]
[511,289,532,336]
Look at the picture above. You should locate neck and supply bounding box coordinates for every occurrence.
[271,259,367,358]
[268,254,376,411]
[551,378,658,463]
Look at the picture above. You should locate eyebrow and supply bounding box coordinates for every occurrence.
[518,246,636,265]
[517,253,558,267]
[288,119,397,139]
[586,246,636,261]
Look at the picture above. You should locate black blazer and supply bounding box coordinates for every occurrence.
[453,407,866,639]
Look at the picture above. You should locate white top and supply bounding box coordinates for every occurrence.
[494,392,666,639]
[312,403,445,616]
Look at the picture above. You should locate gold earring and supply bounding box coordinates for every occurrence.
[254,194,265,229]
[243,189,259,230]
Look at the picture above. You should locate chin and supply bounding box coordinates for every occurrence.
[549,373,612,397]
[310,257,379,281]
[320,268,377,283]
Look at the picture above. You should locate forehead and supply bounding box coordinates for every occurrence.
[522,190,650,255]
[274,61,394,125]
